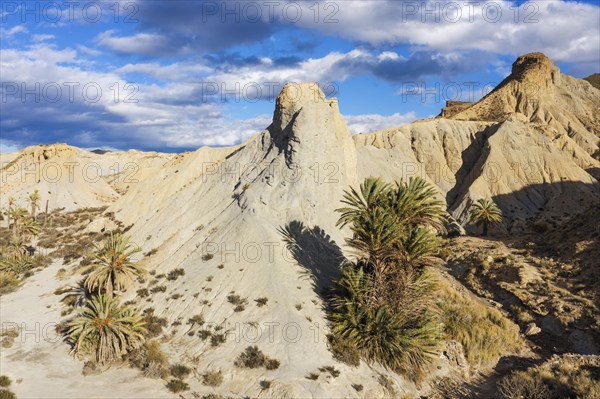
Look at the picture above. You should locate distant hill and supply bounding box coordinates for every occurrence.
[584,73,600,90]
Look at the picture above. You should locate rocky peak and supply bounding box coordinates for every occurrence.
[510,52,560,86]
[269,83,354,167]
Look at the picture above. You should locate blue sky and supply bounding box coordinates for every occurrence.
[1,0,599,152]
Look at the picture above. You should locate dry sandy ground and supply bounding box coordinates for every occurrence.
[0,260,172,398]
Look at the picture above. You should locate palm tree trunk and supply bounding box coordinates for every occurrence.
[483,223,488,237]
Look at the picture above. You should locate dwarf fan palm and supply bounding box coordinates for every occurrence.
[65,294,146,364]
[84,233,143,295]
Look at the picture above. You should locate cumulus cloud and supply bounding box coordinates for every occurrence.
[0,42,436,150]
[306,0,600,63]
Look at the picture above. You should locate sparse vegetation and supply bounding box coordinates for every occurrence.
[166,378,189,393]
[255,297,268,307]
[319,366,340,378]
[202,370,224,387]
[166,268,185,281]
[438,281,521,365]
[210,333,226,347]
[352,383,364,392]
[0,376,11,388]
[306,372,319,380]
[235,346,280,370]
[498,356,600,399]
[169,364,191,379]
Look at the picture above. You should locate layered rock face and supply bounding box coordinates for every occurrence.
[355,52,599,231]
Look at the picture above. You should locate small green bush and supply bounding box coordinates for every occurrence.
[169,364,191,379]
[188,314,204,326]
[166,379,189,393]
[0,376,10,388]
[166,268,185,281]
[235,346,280,370]
[0,389,16,399]
[210,333,226,347]
[255,297,268,307]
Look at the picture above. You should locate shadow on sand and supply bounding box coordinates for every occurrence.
[279,221,344,304]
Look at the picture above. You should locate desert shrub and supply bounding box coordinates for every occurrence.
[142,308,168,338]
[352,383,363,392]
[498,372,550,399]
[502,357,600,399]
[166,379,189,393]
[210,333,226,347]
[166,268,185,281]
[188,314,204,326]
[235,346,280,370]
[202,370,223,387]
[198,329,212,340]
[0,272,19,295]
[260,380,272,389]
[306,372,319,380]
[319,366,340,378]
[0,389,16,399]
[170,293,182,300]
[137,288,149,298]
[0,328,19,349]
[150,285,166,293]
[327,334,360,366]
[227,294,248,312]
[255,297,268,307]
[126,340,169,379]
[295,304,302,310]
[170,364,191,379]
[438,282,521,365]
[265,358,280,370]
[0,376,10,388]
[145,248,158,257]
[202,254,214,261]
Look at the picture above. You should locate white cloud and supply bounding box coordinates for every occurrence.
[95,30,188,56]
[303,0,600,63]
[0,25,27,38]
[344,112,418,134]
[32,34,55,42]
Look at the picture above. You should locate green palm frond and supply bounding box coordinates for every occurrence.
[389,177,447,232]
[65,294,146,364]
[469,198,503,225]
[84,232,144,295]
[336,177,391,228]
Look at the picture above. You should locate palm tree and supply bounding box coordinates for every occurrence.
[469,198,503,236]
[4,197,16,228]
[8,207,28,237]
[19,216,40,240]
[28,190,41,219]
[84,233,143,295]
[65,294,146,364]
